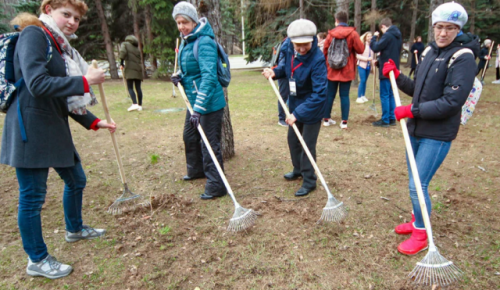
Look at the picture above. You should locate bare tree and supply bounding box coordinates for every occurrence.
[353,0,361,85]
[407,0,419,67]
[428,0,444,43]
[144,4,157,71]
[189,0,235,160]
[469,0,475,34]
[371,0,377,32]
[94,0,118,79]
[129,0,147,79]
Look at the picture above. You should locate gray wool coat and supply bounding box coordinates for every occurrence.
[1,25,98,168]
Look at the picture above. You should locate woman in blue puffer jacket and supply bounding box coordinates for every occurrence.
[170,1,227,200]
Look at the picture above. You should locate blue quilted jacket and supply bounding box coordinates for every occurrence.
[178,18,226,114]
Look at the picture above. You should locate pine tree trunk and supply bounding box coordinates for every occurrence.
[193,0,235,160]
[131,4,147,79]
[407,0,418,68]
[95,0,118,79]
[428,0,444,43]
[469,0,475,34]
[144,4,157,71]
[370,0,376,32]
[353,0,361,86]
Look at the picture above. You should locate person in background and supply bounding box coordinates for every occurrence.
[119,35,144,112]
[322,11,365,129]
[356,31,374,104]
[477,39,492,77]
[493,44,500,84]
[317,32,327,51]
[276,38,291,127]
[370,17,402,127]
[262,19,327,197]
[409,36,425,77]
[170,1,227,200]
[385,2,478,255]
[1,0,115,279]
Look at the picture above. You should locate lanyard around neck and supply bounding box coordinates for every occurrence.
[291,58,303,78]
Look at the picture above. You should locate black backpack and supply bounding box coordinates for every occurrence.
[327,38,349,69]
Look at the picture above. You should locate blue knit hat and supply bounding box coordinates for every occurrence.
[172,2,199,23]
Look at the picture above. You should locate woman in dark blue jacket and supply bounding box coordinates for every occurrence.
[262,19,328,197]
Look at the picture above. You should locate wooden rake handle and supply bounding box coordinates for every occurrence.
[481,40,495,81]
[267,77,333,197]
[414,51,419,65]
[388,71,435,246]
[92,60,127,185]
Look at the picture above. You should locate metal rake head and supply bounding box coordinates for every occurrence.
[317,196,348,224]
[107,185,146,215]
[408,249,463,286]
[227,206,259,232]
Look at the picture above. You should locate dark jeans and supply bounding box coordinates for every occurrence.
[16,162,86,262]
[278,78,290,121]
[406,136,451,228]
[287,121,321,189]
[325,80,351,121]
[379,79,396,124]
[357,66,370,98]
[127,79,143,105]
[183,109,226,195]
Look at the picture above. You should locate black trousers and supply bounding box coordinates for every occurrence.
[287,120,321,189]
[496,67,499,80]
[277,78,290,121]
[127,79,143,105]
[183,109,226,196]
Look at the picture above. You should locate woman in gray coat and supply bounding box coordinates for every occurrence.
[119,35,144,112]
[1,0,115,279]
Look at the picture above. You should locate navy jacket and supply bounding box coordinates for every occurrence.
[410,42,425,69]
[273,37,328,124]
[396,33,480,142]
[477,47,489,70]
[370,25,402,79]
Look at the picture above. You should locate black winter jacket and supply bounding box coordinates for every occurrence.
[370,25,402,79]
[396,33,480,142]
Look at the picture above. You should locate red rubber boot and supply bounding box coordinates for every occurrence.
[397,226,428,255]
[394,213,415,235]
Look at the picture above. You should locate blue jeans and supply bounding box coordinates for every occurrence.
[16,162,86,262]
[357,66,370,98]
[325,80,351,121]
[406,136,451,229]
[379,79,396,124]
[278,78,290,121]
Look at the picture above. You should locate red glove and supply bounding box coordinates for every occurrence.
[382,59,400,79]
[394,104,413,121]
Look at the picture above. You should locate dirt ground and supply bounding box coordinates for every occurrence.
[0,67,499,290]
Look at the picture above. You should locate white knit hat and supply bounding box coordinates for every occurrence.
[432,2,468,29]
[287,19,317,43]
[172,1,199,23]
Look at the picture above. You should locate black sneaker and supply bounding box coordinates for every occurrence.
[372,119,390,127]
[278,120,288,127]
[389,119,397,126]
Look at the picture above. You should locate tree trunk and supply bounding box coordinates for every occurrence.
[353,0,361,85]
[428,0,444,43]
[469,0,475,34]
[144,4,157,71]
[407,0,418,68]
[131,1,147,79]
[370,0,376,32]
[336,0,349,19]
[94,0,118,79]
[195,0,235,160]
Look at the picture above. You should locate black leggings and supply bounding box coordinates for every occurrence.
[127,79,143,105]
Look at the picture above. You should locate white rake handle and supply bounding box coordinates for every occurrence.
[177,83,240,207]
[388,71,436,249]
[92,60,127,186]
[268,77,334,199]
[414,51,419,65]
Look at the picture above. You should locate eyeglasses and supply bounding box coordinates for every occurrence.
[433,25,458,33]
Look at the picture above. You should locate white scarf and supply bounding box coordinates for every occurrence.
[39,13,97,115]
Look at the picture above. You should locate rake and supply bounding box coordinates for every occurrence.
[388,71,462,286]
[267,77,347,223]
[481,40,495,85]
[171,38,179,98]
[92,60,148,214]
[369,61,378,115]
[173,48,257,231]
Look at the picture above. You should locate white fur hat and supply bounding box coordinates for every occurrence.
[432,2,468,29]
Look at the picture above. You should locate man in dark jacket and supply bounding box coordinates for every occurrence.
[262,19,328,197]
[370,18,402,127]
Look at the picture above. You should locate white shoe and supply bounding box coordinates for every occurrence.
[127,104,140,112]
[340,121,348,129]
[137,106,143,111]
[356,98,364,104]
[323,119,336,126]
[362,96,369,102]
[492,80,500,84]
[27,255,73,279]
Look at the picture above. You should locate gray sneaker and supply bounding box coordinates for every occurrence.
[65,225,106,243]
[26,255,73,279]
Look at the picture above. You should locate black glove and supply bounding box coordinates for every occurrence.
[171,74,182,87]
[190,111,201,128]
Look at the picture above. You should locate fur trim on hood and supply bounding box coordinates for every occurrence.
[10,13,44,31]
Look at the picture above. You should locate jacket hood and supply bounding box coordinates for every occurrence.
[385,25,402,40]
[329,26,356,39]
[184,17,214,41]
[125,35,139,46]
[430,32,480,57]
